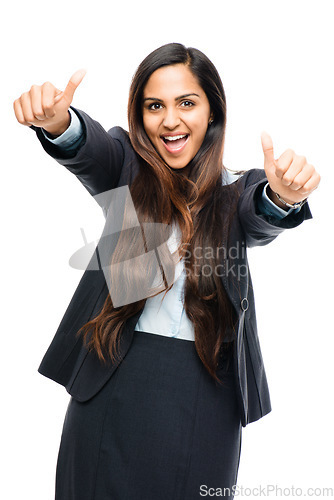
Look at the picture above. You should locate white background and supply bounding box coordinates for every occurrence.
[2,0,333,498]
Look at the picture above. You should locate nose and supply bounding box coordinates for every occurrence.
[162,107,181,129]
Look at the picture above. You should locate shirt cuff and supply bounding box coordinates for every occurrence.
[41,108,83,146]
[259,182,302,219]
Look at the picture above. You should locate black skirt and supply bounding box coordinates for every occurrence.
[55,331,242,500]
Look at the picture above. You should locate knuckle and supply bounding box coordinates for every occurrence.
[298,187,307,195]
[275,165,285,176]
[44,103,56,117]
[282,173,292,184]
[43,101,53,111]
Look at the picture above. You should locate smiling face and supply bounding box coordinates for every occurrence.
[142,64,213,170]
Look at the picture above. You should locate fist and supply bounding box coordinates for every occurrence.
[13,69,86,136]
[261,132,321,205]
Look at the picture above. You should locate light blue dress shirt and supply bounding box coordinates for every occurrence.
[41,108,301,341]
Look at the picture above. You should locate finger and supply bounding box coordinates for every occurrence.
[29,85,47,121]
[54,90,63,104]
[281,155,307,187]
[41,82,59,118]
[261,131,275,169]
[20,91,36,124]
[42,82,63,118]
[302,171,321,192]
[62,68,87,105]
[290,162,314,191]
[13,98,30,126]
[275,149,294,180]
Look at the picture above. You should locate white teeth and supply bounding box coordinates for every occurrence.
[163,134,187,141]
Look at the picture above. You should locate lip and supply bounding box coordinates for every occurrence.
[160,134,190,155]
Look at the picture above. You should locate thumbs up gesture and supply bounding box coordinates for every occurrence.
[13,69,87,137]
[261,132,321,207]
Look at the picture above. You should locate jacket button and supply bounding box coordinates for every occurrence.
[241,298,249,311]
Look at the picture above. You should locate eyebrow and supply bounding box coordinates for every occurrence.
[143,93,200,102]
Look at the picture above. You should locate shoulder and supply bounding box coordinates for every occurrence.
[70,107,135,159]
[222,167,266,187]
[106,126,139,164]
[107,126,131,148]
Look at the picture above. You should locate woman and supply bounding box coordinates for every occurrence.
[13,43,320,499]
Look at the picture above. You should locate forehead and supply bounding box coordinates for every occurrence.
[143,64,204,98]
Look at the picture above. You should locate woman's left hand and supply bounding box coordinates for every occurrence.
[261,132,321,206]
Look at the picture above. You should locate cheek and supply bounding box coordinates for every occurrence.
[143,117,159,142]
[191,118,209,144]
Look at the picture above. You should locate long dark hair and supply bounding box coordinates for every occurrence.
[77,43,240,384]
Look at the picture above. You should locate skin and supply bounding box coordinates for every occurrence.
[142,63,213,171]
[13,67,321,207]
[12,69,86,136]
[261,132,321,207]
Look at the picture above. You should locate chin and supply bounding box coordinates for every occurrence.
[163,156,190,170]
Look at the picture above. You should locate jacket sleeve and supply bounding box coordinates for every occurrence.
[236,168,313,247]
[29,106,125,201]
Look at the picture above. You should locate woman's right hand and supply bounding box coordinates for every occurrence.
[13,69,86,137]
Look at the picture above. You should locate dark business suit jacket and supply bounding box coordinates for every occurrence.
[30,106,313,427]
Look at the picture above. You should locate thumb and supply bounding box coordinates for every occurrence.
[261,131,275,171]
[62,68,87,105]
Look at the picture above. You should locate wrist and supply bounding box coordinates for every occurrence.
[266,185,290,210]
[42,111,71,138]
[267,184,308,210]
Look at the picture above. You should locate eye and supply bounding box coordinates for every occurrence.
[180,100,194,107]
[148,102,163,111]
